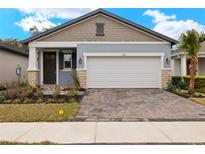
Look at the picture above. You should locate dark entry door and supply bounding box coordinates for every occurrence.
[43,52,56,84]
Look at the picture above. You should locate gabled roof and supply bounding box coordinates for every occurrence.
[22,8,178,44]
[0,43,28,57]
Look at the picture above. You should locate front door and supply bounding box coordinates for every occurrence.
[43,52,56,84]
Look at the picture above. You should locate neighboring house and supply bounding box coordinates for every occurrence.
[0,44,28,84]
[23,9,177,89]
[171,41,205,76]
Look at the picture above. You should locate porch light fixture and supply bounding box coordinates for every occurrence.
[165,57,170,64]
[79,57,83,64]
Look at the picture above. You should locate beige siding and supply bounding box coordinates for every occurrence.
[39,15,163,42]
[0,49,28,84]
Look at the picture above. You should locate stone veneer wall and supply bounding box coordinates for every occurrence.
[161,69,171,89]
[28,71,39,87]
[77,70,87,89]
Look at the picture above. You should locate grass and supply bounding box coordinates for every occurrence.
[189,98,205,105]
[0,140,55,145]
[0,102,79,122]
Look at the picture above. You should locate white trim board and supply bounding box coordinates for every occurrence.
[29,41,170,48]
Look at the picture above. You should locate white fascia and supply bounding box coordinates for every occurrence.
[29,41,170,48]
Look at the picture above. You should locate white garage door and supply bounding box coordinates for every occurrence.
[87,56,161,88]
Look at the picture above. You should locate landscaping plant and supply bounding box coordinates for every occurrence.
[177,29,205,94]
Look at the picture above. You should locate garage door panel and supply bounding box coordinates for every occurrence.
[87,56,161,88]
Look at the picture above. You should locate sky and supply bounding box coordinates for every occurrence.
[0,8,205,41]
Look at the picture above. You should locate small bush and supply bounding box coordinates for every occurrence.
[172,76,205,91]
[20,84,35,99]
[71,70,80,90]
[0,91,6,102]
[67,88,78,97]
[3,100,12,103]
[23,98,33,104]
[46,98,55,103]
[12,99,21,104]
[6,82,21,100]
[53,85,61,101]
[34,87,44,99]
[36,98,43,104]
[167,80,176,92]
[0,83,6,91]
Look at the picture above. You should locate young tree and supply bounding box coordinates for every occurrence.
[177,29,205,94]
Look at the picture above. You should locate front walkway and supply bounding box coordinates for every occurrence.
[75,89,205,121]
[1,122,205,144]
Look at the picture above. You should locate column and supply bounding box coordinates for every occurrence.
[27,47,39,86]
[181,56,187,76]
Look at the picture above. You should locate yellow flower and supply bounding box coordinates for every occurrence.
[58,109,64,116]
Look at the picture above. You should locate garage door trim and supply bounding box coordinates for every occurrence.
[84,52,165,88]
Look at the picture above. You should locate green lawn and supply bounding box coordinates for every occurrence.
[0,102,79,122]
[189,98,205,105]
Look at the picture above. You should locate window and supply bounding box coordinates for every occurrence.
[63,53,72,69]
[96,23,104,36]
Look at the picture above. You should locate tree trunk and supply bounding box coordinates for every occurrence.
[188,55,197,95]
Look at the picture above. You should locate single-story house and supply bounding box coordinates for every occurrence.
[23,9,178,89]
[171,41,205,76]
[0,44,28,84]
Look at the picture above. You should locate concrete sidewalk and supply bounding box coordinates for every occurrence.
[0,122,205,144]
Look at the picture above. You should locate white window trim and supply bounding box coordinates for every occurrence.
[62,52,72,71]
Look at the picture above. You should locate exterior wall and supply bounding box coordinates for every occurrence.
[0,49,28,84]
[173,58,181,76]
[77,70,86,89]
[28,70,39,86]
[198,58,205,75]
[161,69,171,89]
[59,70,74,85]
[39,15,163,42]
[77,43,171,69]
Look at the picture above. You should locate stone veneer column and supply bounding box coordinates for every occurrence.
[27,47,39,87]
[28,71,39,87]
[77,70,87,89]
[161,69,171,89]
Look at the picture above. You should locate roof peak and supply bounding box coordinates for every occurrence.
[22,8,178,44]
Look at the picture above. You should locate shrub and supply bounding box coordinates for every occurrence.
[172,76,205,91]
[20,84,35,99]
[34,87,44,99]
[12,99,21,104]
[67,88,78,97]
[71,70,80,90]
[53,85,61,101]
[167,80,176,92]
[36,98,43,104]
[23,98,33,104]
[0,83,6,91]
[46,98,55,103]
[0,91,6,102]
[6,82,21,100]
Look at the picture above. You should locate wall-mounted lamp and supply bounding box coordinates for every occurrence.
[165,57,170,64]
[79,57,83,65]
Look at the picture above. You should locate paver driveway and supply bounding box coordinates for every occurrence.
[75,89,205,122]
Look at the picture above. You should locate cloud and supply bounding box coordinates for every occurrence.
[143,9,176,23]
[15,8,95,32]
[143,9,205,40]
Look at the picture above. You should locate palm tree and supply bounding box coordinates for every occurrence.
[177,29,205,94]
